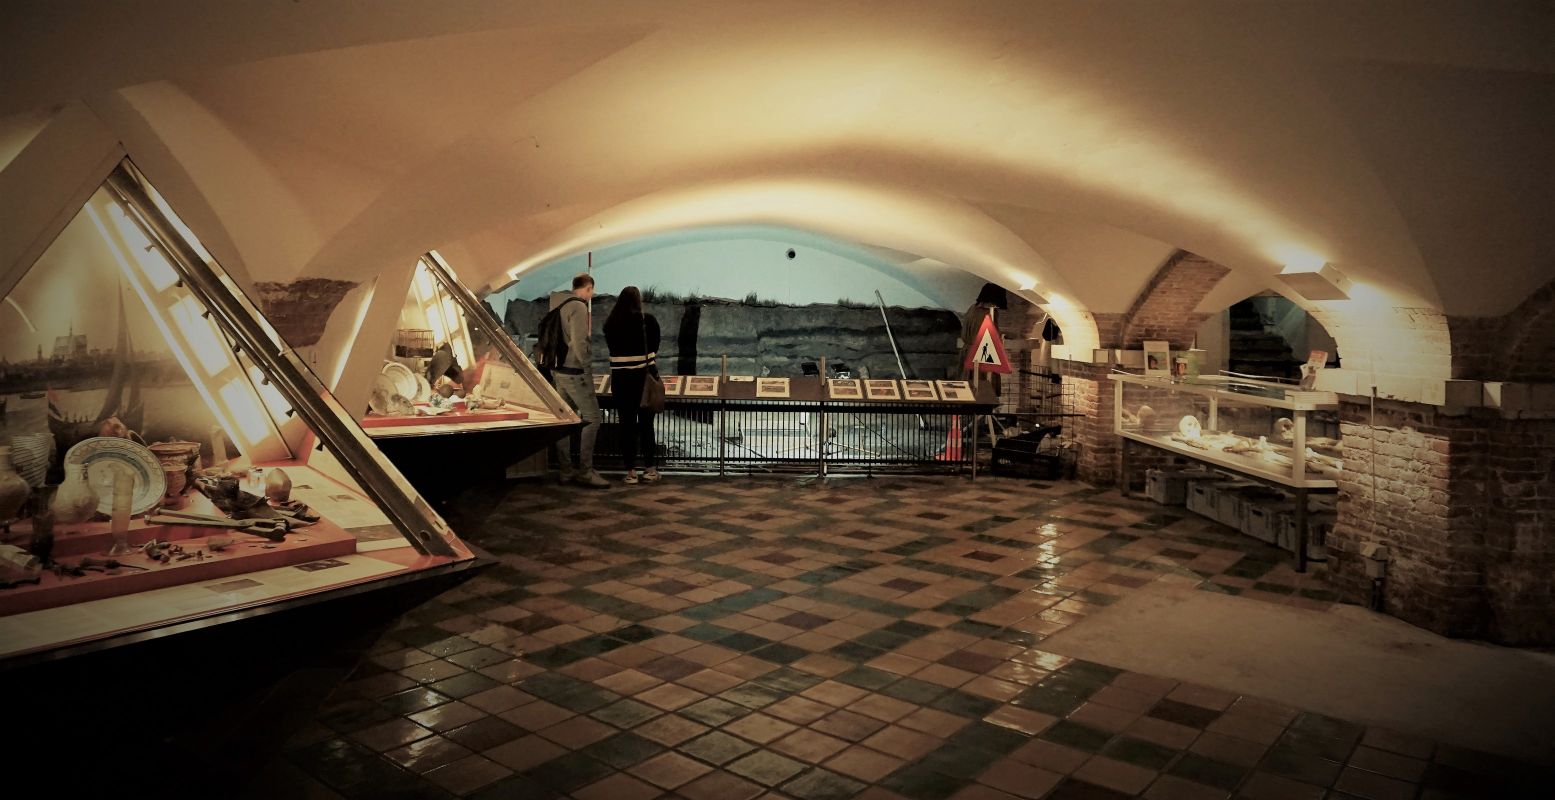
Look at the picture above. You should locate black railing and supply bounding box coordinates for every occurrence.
[594,398,980,475]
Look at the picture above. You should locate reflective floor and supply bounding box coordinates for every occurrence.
[263,476,1551,799]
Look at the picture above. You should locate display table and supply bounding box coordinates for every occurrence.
[596,376,999,476]
[1109,372,1340,571]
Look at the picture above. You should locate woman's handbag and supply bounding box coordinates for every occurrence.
[640,316,666,412]
[641,371,666,412]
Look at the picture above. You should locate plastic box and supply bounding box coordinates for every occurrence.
[1145,467,1217,506]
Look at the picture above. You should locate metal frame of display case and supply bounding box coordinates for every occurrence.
[107,164,461,557]
[1108,372,1340,572]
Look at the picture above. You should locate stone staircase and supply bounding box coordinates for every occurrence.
[1227,299,1300,379]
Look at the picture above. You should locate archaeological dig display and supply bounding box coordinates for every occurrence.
[0,162,481,662]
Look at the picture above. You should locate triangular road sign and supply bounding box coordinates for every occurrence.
[964,313,1012,374]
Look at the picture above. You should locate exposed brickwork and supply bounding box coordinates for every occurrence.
[1119,251,1231,349]
[253,279,358,347]
[1055,359,1116,486]
[1329,399,1555,645]
[1447,273,1555,382]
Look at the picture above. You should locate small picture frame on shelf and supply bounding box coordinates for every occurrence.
[936,380,975,402]
[902,379,939,401]
[864,380,901,400]
[661,375,684,396]
[756,378,791,398]
[683,376,720,397]
[593,374,611,394]
[1143,341,1171,378]
[827,379,862,399]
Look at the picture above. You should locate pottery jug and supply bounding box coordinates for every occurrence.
[51,463,99,524]
[263,467,292,503]
[0,446,30,521]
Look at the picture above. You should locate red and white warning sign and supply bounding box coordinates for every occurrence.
[963,313,1012,374]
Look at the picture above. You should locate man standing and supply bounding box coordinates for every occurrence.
[549,273,610,488]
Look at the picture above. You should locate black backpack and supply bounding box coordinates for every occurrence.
[535,296,583,371]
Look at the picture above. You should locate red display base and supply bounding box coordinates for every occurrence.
[359,408,530,428]
[0,513,357,617]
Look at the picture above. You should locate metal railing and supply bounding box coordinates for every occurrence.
[592,398,977,475]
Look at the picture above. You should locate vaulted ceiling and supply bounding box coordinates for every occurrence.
[2,0,1551,343]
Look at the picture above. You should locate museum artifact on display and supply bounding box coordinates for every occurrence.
[864,380,902,401]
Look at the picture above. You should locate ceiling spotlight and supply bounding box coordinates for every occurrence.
[1277,262,1351,301]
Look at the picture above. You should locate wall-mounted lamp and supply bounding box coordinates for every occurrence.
[1277,262,1351,301]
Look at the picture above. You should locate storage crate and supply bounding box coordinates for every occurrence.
[1145,467,1217,506]
[1232,487,1289,537]
[1187,481,1218,518]
[1210,481,1257,527]
[1243,501,1290,543]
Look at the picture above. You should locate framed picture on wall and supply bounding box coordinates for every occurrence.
[1143,341,1171,378]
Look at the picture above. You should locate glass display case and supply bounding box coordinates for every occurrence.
[362,252,574,438]
[1110,372,1342,487]
[0,161,480,663]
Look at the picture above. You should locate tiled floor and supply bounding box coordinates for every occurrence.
[269,476,1552,799]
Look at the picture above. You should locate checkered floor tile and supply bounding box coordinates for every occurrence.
[267,476,1552,799]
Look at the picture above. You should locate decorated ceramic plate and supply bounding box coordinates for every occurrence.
[63,436,167,516]
[382,360,418,399]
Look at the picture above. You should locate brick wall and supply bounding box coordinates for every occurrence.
[1328,398,1555,645]
[253,279,359,348]
[1055,360,1116,486]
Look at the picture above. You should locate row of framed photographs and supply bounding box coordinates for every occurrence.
[591,375,977,402]
[828,379,975,402]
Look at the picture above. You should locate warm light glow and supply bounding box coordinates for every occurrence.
[220,377,271,443]
[249,365,292,418]
[1271,247,1327,272]
[169,295,230,375]
[109,205,180,291]
[1012,272,1038,291]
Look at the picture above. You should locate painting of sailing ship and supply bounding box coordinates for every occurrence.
[3,207,225,478]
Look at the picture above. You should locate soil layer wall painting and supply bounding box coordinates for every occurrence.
[502,295,963,379]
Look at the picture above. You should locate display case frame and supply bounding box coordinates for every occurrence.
[1109,371,1341,572]
[0,159,486,665]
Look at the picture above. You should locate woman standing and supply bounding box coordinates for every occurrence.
[603,286,662,484]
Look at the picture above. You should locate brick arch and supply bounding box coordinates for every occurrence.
[1495,276,1555,382]
[1111,250,1231,349]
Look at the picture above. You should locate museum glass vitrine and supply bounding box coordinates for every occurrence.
[0,161,479,662]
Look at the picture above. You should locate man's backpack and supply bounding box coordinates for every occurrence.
[535,296,584,371]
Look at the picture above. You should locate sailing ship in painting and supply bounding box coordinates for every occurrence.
[45,296,146,476]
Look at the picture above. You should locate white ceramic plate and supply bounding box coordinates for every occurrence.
[382,361,418,399]
[63,436,167,516]
[414,374,433,403]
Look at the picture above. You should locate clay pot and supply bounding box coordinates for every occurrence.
[0,446,31,521]
[162,465,188,507]
[51,463,99,524]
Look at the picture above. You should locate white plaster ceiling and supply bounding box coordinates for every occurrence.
[1,0,1550,330]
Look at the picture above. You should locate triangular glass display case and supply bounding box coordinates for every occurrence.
[303,250,579,502]
[0,162,484,664]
